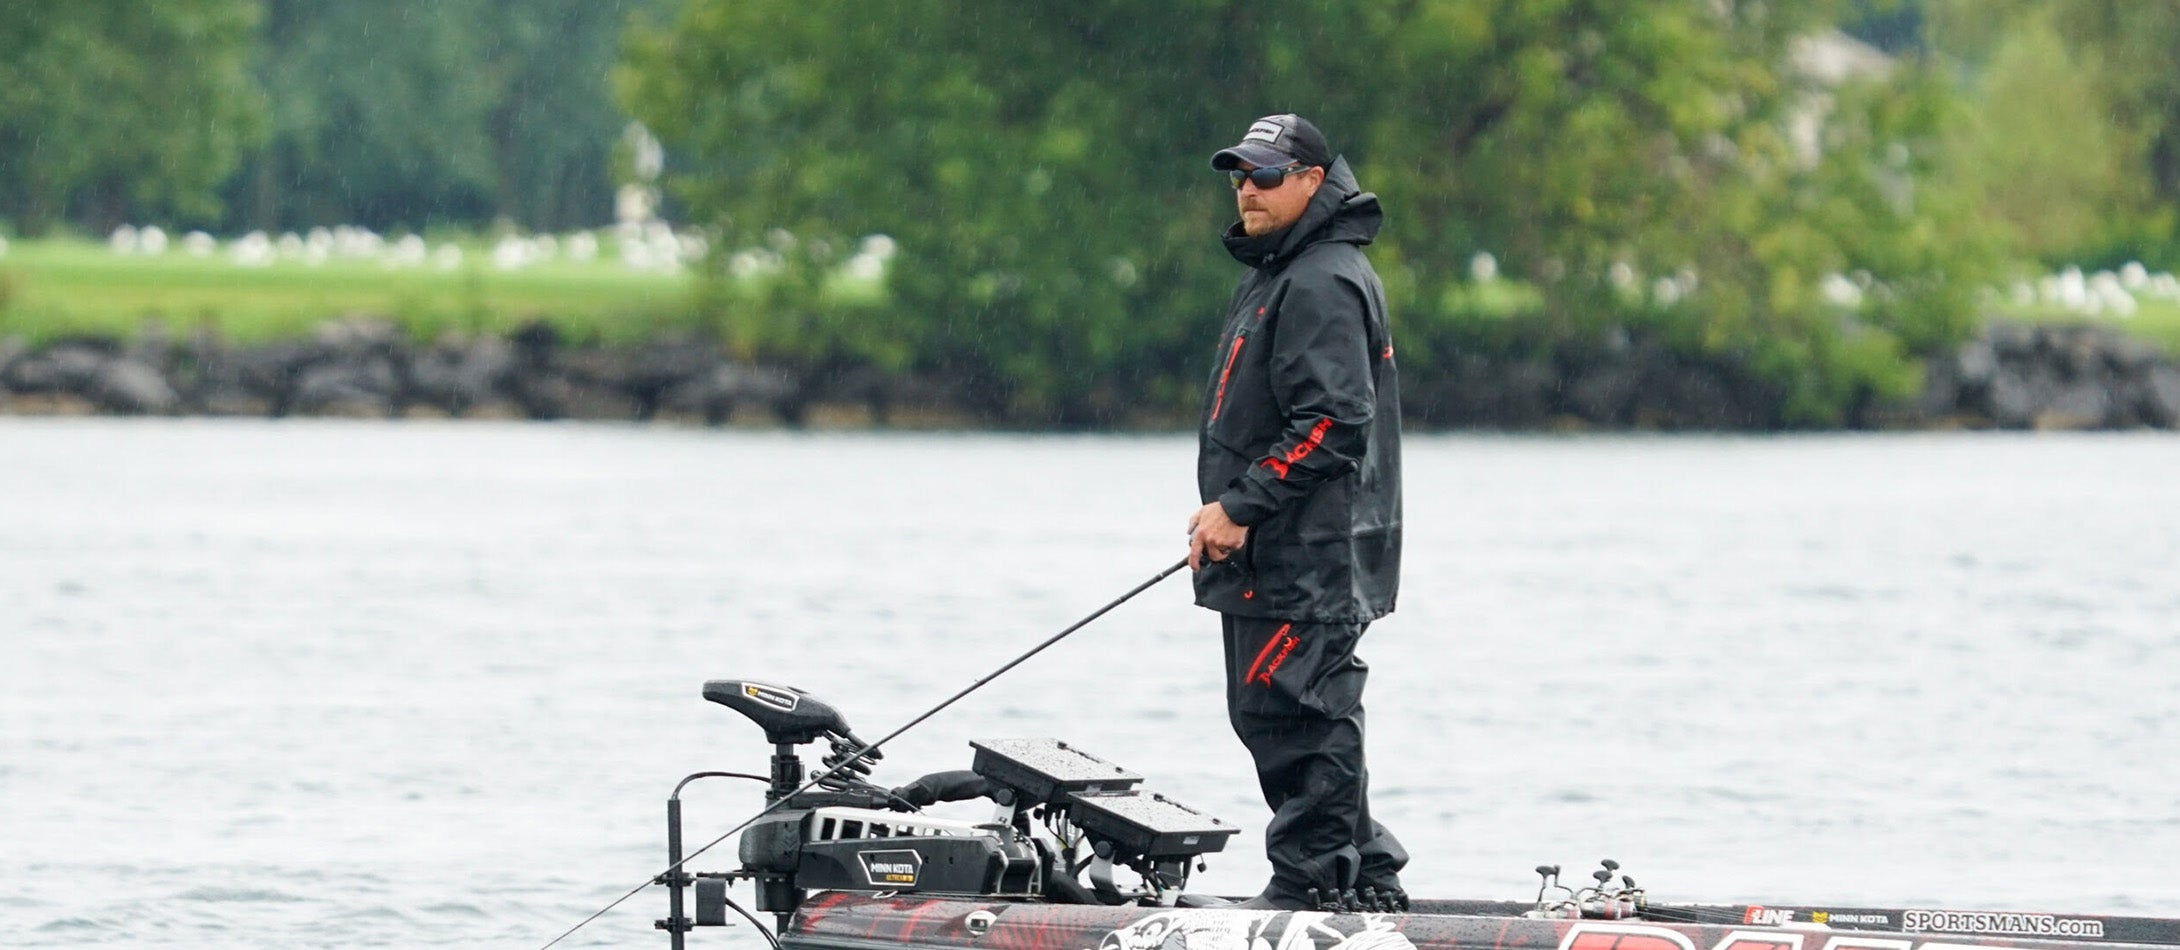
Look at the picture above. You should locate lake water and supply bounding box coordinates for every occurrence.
[2,419,2176,948]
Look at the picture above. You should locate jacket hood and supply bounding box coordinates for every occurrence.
[1222,155,1382,270]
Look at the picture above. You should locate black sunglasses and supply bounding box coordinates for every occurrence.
[1228,163,1313,190]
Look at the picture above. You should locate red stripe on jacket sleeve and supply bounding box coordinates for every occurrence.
[1258,417,1333,479]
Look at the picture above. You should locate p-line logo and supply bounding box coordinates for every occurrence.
[1243,119,1285,147]
[742,683,799,712]
[858,849,923,887]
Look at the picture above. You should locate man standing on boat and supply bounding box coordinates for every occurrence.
[1186,113,1407,911]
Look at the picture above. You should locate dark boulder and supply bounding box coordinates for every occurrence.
[1984,362,2049,429]
[1913,354,1962,419]
[11,342,117,396]
[1954,338,1998,393]
[292,359,400,416]
[556,348,642,419]
[91,358,180,414]
[0,336,30,393]
[229,341,322,416]
[2139,365,2180,427]
[2036,381,2112,430]
[1635,362,1746,429]
[661,363,797,425]
[175,331,274,415]
[2051,325,2114,381]
[409,336,514,416]
[2108,338,2164,375]
[625,338,720,420]
[508,319,561,368]
[1560,359,1640,424]
[1986,321,2036,360]
[508,371,576,420]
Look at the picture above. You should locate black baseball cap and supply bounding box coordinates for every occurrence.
[1210,114,1333,171]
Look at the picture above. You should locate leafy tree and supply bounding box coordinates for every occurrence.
[236,0,496,231]
[2046,2,2180,214]
[1255,1,1993,423]
[0,0,266,234]
[622,1,1255,422]
[1923,0,2163,267]
[232,0,668,233]
[625,0,1994,426]
[478,0,677,230]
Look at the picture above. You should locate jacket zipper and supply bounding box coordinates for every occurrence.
[1209,334,1244,421]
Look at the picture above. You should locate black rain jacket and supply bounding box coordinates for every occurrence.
[1195,156,1401,623]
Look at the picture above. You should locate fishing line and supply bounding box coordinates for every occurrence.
[535,557,1191,950]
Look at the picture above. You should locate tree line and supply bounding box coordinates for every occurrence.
[0,0,668,237]
[8,1,2180,426]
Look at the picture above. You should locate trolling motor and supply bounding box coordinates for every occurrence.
[659,679,1238,947]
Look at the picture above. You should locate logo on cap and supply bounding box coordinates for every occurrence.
[1243,119,1285,146]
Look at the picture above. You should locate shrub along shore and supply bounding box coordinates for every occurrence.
[1,316,2174,431]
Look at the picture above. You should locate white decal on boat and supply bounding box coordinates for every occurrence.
[1094,910,1417,950]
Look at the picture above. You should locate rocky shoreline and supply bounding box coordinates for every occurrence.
[2,318,2176,430]
[1409,320,2180,430]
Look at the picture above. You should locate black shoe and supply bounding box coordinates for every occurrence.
[1355,885,1409,912]
[1359,877,1406,905]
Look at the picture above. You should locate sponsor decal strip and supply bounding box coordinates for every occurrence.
[1902,911,2107,939]
[1566,921,2159,950]
[1643,906,2179,947]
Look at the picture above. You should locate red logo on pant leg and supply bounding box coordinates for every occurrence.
[1262,635,1297,682]
[1243,623,1297,686]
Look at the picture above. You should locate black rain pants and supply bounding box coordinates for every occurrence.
[1221,614,1408,903]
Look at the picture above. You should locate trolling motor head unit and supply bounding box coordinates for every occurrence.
[701,680,851,745]
[659,679,1238,947]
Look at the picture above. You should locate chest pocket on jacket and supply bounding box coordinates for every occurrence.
[1209,332,1247,423]
[1205,293,1282,452]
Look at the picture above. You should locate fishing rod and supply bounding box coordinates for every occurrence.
[535,557,1191,950]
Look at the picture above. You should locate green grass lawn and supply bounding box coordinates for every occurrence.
[1999,298,2180,353]
[11,234,2177,357]
[0,236,707,344]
